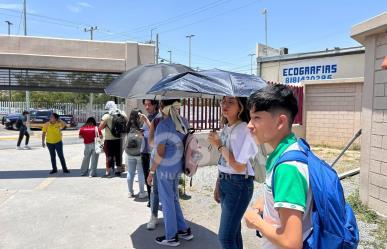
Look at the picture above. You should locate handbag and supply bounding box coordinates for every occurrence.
[94,127,104,154]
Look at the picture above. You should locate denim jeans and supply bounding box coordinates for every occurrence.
[218,173,254,249]
[46,141,68,171]
[80,143,99,176]
[157,170,188,240]
[126,155,145,194]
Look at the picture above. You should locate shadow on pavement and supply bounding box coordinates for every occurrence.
[131,221,221,249]
[0,169,111,179]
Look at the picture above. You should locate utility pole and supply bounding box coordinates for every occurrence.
[186,34,195,68]
[84,26,98,117]
[5,21,12,35]
[150,28,157,44]
[248,53,256,75]
[84,26,98,40]
[23,0,30,114]
[155,34,159,64]
[168,50,172,64]
[262,9,268,56]
[5,21,13,113]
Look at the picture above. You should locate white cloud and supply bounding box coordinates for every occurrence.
[67,2,92,13]
[67,4,81,13]
[0,3,22,11]
[77,2,92,8]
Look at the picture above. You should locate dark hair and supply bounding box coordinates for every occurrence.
[85,117,97,126]
[128,109,142,130]
[52,113,60,120]
[160,99,180,108]
[221,97,250,124]
[248,84,298,127]
[142,99,159,110]
[22,111,29,115]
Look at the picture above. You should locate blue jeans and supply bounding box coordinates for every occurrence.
[47,141,68,171]
[157,169,188,240]
[218,173,254,249]
[126,156,145,194]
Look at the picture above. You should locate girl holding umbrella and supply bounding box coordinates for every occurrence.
[208,96,258,249]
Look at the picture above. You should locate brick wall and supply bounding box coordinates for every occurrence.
[304,79,363,147]
[366,32,387,214]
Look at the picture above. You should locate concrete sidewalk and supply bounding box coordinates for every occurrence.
[0,144,220,249]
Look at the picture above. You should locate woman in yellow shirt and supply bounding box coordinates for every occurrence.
[42,113,69,174]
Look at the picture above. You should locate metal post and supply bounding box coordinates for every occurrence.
[84,26,98,117]
[5,21,13,113]
[248,53,256,75]
[150,28,157,44]
[262,9,268,56]
[156,34,159,64]
[23,0,30,114]
[5,21,12,35]
[331,129,362,167]
[186,34,195,68]
[168,50,172,64]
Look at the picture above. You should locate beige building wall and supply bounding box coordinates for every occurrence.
[303,78,363,147]
[352,12,387,217]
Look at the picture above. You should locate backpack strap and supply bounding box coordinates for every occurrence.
[271,149,308,199]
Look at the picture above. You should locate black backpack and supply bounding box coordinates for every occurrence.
[109,113,127,138]
[16,118,23,129]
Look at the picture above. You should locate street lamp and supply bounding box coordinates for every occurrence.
[186,34,195,67]
[5,21,12,35]
[248,53,256,75]
[262,9,268,56]
[168,50,172,64]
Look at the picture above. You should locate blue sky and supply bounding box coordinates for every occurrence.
[0,0,386,73]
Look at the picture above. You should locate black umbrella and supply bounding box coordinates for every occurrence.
[104,63,193,99]
[147,68,267,98]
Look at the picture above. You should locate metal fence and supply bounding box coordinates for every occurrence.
[0,101,125,124]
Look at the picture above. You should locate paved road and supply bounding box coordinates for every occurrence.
[0,143,220,249]
[0,125,82,150]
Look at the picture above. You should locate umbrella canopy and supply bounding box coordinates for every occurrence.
[104,63,193,99]
[147,68,267,98]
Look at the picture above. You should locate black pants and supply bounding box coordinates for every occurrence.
[141,153,152,200]
[17,127,29,146]
[104,139,122,172]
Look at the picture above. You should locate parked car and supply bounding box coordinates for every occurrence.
[2,109,37,130]
[30,109,77,130]
[3,113,23,130]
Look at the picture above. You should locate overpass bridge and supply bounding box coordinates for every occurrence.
[0,35,155,93]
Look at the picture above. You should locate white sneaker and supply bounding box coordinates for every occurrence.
[138,192,147,199]
[147,215,158,230]
[24,145,31,150]
[16,146,22,150]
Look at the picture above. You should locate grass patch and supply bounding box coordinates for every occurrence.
[347,190,387,248]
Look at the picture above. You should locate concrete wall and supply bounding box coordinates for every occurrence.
[303,78,363,147]
[352,12,387,217]
[0,35,155,72]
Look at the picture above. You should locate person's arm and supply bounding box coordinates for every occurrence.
[214,177,221,203]
[208,131,246,173]
[147,143,165,186]
[42,132,46,148]
[139,113,151,128]
[148,120,156,147]
[245,208,303,249]
[99,120,107,130]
